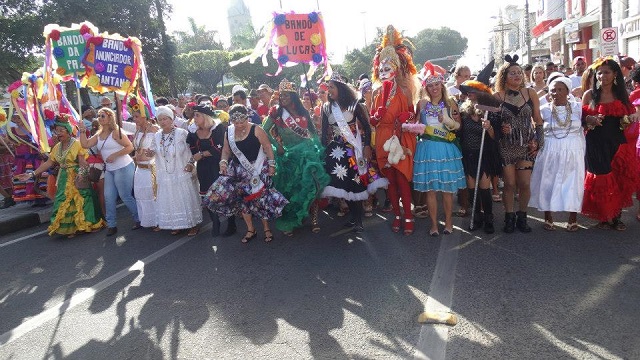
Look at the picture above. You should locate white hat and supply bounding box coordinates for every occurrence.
[232,84,247,95]
[155,105,174,120]
[546,72,572,91]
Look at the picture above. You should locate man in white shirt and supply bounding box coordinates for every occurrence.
[447,64,471,103]
[569,56,587,91]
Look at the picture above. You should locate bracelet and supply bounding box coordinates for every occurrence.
[267,159,276,165]
[219,159,228,166]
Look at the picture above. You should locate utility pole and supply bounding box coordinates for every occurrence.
[524,0,532,65]
[601,0,612,28]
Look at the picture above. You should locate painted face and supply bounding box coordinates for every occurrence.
[506,65,524,86]
[378,62,397,81]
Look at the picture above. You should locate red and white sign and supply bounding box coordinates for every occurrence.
[600,27,619,56]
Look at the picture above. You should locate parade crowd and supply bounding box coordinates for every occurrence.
[2,26,640,242]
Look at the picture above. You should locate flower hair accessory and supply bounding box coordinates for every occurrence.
[279,78,296,93]
[504,54,519,65]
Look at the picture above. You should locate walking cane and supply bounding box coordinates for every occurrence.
[469,103,501,230]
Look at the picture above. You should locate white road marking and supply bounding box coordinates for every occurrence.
[414,230,461,360]
[0,224,207,347]
[0,204,125,249]
[0,230,48,248]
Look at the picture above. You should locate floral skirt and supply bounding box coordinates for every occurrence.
[204,159,288,220]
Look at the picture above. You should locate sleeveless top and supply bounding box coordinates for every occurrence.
[97,132,133,171]
[500,93,535,147]
[232,125,260,162]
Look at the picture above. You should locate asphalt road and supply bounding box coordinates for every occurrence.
[0,199,639,359]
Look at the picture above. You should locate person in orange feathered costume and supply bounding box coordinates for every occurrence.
[370,25,420,235]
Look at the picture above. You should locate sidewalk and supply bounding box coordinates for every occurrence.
[0,202,53,236]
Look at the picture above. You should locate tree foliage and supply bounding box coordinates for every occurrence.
[176,50,230,94]
[411,27,468,72]
[0,3,43,85]
[173,17,224,53]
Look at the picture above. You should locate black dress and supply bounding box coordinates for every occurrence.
[186,123,227,193]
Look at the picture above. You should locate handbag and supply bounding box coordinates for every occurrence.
[75,166,91,189]
[87,143,106,182]
[88,165,103,182]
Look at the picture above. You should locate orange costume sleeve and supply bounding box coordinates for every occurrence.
[373,89,416,182]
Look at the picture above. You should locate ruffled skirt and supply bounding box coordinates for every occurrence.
[413,139,466,193]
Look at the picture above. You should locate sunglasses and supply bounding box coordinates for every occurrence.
[98,113,109,118]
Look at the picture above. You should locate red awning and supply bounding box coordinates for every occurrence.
[531,19,562,37]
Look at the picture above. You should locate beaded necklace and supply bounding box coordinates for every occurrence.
[160,128,176,173]
[425,101,445,118]
[57,138,76,166]
[549,102,572,139]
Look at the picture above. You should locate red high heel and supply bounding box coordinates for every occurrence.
[404,218,414,236]
[392,216,401,233]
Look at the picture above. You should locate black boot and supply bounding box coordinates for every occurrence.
[468,188,483,230]
[483,213,495,234]
[208,210,221,237]
[516,211,532,233]
[223,215,237,237]
[503,212,516,233]
[479,188,494,234]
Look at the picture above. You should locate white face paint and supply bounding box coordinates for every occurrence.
[378,61,397,81]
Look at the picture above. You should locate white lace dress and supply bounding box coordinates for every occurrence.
[152,128,203,229]
[529,101,585,212]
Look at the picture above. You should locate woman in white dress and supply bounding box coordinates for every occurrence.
[529,73,585,231]
[121,97,160,229]
[150,106,203,236]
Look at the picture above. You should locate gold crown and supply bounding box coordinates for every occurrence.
[279,78,296,93]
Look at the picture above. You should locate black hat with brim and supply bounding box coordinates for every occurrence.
[193,104,216,117]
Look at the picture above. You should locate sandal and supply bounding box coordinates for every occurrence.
[492,193,502,202]
[596,222,611,230]
[264,230,274,243]
[429,229,439,237]
[170,229,183,235]
[337,207,349,217]
[392,216,401,233]
[241,230,257,243]
[404,218,414,236]
[543,220,555,231]
[152,226,162,232]
[443,227,454,235]
[413,205,429,218]
[187,227,199,236]
[611,219,627,231]
[566,222,579,232]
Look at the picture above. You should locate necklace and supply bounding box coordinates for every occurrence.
[425,101,445,118]
[58,138,75,165]
[160,129,176,173]
[550,103,572,139]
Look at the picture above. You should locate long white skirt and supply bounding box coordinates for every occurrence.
[529,133,586,212]
[155,170,203,230]
[134,166,157,228]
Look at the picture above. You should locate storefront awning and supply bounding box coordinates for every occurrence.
[532,19,563,37]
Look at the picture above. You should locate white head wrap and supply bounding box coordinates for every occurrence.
[546,72,572,91]
[155,105,174,120]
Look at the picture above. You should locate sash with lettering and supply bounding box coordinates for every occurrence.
[228,124,266,201]
[332,102,367,176]
[281,109,311,139]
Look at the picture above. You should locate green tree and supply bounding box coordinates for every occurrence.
[173,17,224,53]
[176,50,229,94]
[0,2,43,86]
[411,27,468,71]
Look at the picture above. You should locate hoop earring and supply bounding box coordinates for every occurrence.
[614,78,618,85]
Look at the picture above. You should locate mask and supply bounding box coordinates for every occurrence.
[378,62,397,81]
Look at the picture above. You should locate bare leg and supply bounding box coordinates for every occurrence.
[426,191,438,234]
[241,212,256,243]
[443,192,453,232]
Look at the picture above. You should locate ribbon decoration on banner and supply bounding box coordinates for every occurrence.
[235,11,329,77]
[81,32,141,95]
[43,22,97,83]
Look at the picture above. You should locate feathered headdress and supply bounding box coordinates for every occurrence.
[418,61,446,86]
[372,25,417,83]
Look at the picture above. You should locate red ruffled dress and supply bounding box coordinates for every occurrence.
[582,100,640,221]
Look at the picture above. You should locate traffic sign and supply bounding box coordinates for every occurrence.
[600,27,619,56]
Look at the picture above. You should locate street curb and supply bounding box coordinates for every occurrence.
[0,209,51,237]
